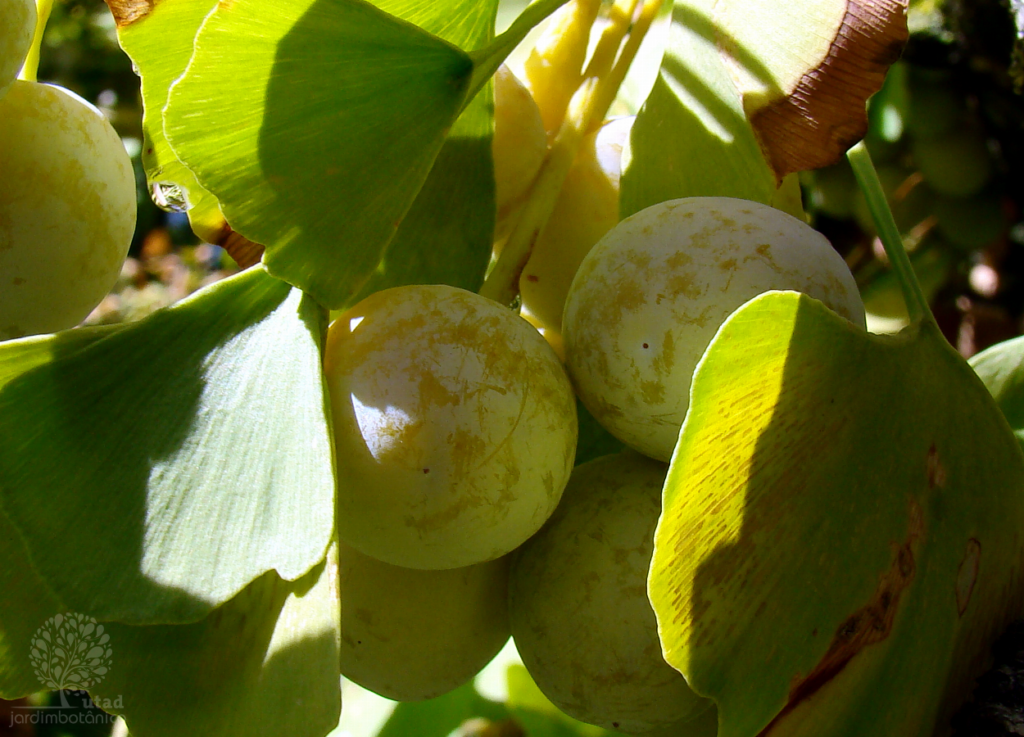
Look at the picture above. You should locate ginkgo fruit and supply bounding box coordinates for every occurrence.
[509,451,713,734]
[323,284,577,570]
[0,81,136,340]
[562,196,865,462]
[0,0,34,99]
[338,541,511,702]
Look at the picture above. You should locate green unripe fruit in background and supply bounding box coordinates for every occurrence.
[0,0,35,99]
[0,81,136,340]
[519,116,633,335]
[806,162,858,220]
[933,192,1007,251]
[510,451,713,735]
[911,127,992,199]
[338,541,510,702]
[904,69,963,140]
[563,197,865,463]
[323,284,577,570]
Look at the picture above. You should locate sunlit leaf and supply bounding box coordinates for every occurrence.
[163,0,474,308]
[0,267,334,625]
[341,0,499,308]
[970,335,1024,454]
[106,0,226,242]
[93,546,341,737]
[649,292,1024,737]
[0,324,120,392]
[622,0,907,217]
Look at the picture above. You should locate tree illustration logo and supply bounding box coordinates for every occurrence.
[29,613,112,692]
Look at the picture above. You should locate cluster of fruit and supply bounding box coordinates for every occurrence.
[804,61,1009,323]
[0,0,135,341]
[321,7,868,734]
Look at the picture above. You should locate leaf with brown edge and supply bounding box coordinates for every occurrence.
[648,291,1024,737]
[105,0,159,27]
[621,0,907,219]
[717,0,909,181]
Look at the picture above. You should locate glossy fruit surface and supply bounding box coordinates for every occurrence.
[324,284,577,570]
[0,81,136,340]
[563,196,865,462]
[338,541,510,701]
[510,451,712,734]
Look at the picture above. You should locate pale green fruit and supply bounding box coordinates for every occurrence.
[563,197,865,462]
[0,81,136,340]
[338,541,510,701]
[519,116,633,334]
[493,65,547,224]
[510,451,712,734]
[0,0,34,99]
[324,284,577,570]
[911,127,992,199]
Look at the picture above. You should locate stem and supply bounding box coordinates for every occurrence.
[586,0,663,130]
[18,0,53,83]
[847,141,935,328]
[480,0,658,305]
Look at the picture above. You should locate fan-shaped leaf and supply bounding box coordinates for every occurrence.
[0,267,334,625]
[649,292,1024,736]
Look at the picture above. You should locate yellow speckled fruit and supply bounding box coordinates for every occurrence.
[0,0,35,99]
[563,197,865,462]
[493,65,547,225]
[324,284,578,570]
[0,81,136,340]
[338,541,510,701]
[510,451,713,735]
[519,116,633,335]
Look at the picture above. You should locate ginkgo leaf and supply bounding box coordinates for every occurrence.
[970,334,1024,453]
[339,0,499,308]
[92,547,341,737]
[162,0,474,308]
[0,267,334,625]
[649,291,1024,737]
[622,0,907,217]
[106,0,226,242]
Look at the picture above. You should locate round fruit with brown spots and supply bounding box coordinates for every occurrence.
[509,451,713,734]
[338,541,510,701]
[324,284,577,570]
[0,82,136,340]
[562,196,865,462]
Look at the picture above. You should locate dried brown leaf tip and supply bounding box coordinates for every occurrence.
[717,0,909,182]
[104,0,159,27]
[217,225,266,269]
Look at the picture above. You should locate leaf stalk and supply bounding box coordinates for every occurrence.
[847,141,936,328]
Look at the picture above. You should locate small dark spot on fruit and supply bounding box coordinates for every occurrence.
[423,468,430,474]
[526,274,539,282]
[612,723,619,729]
[642,343,649,349]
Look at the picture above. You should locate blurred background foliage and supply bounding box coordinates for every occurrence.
[2,0,1023,735]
